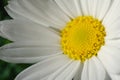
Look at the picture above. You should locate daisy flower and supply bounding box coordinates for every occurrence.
[0,0,120,80]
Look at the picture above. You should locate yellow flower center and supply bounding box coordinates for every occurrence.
[60,16,106,62]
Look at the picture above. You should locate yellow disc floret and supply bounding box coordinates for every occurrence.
[60,16,106,62]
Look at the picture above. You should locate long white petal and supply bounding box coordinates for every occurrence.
[73,63,83,80]
[106,39,120,49]
[103,0,120,27]
[80,0,89,15]
[53,61,80,80]
[87,0,112,20]
[47,60,73,80]
[110,74,120,80]
[54,0,82,18]
[105,32,120,41]
[104,73,111,80]
[81,60,89,80]
[64,61,80,80]
[0,53,61,64]
[88,56,106,80]
[0,41,62,63]
[98,46,120,74]
[87,0,97,17]
[96,0,112,20]
[81,57,106,80]
[0,20,59,41]
[15,55,70,80]
[105,19,120,40]
[6,0,70,29]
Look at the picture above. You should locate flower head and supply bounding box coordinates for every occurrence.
[0,0,120,80]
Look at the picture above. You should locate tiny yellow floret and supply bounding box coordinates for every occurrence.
[60,16,106,62]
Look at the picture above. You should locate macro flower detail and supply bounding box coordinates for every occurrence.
[61,16,106,62]
[0,0,120,80]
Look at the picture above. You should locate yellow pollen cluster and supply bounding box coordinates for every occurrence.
[61,16,106,62]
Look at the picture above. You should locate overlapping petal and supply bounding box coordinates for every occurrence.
[0,20,60,41]
[0,41,62,63]
[81,57,106,80]
[6,0,70,29]
[15,55,70,80]
[98,46,120,74]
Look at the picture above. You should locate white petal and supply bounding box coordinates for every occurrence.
[105,19,120,40]
[47,60,73,80]
[98,46,120,74]
[81,60,89,80]
[110,74,120,80]
[15,55,70,80]
[104,73,111,80]
[6,0,70,29]
[87,0,97,16]
[80,0,89,15]
[0,54,61,64]
[88,56,106,80]
[87,0,112,20]
[107,18,120,33]
[5,1,29,21]
[52,61,80,80]
[106,39,120,48]
[74,0,82,16]
[81,57,106,80]
[73,63,83,80]
[41,76,49,80]
[0,20,59,41]
[105,32,120,40]
[54,0,82,18]
[0,41,62,63]
[103,0,120,27]
[96,0,112,20]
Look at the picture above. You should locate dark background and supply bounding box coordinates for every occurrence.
[0,0,31,80]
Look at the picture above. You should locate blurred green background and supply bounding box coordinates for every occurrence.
[0,0,31,80]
